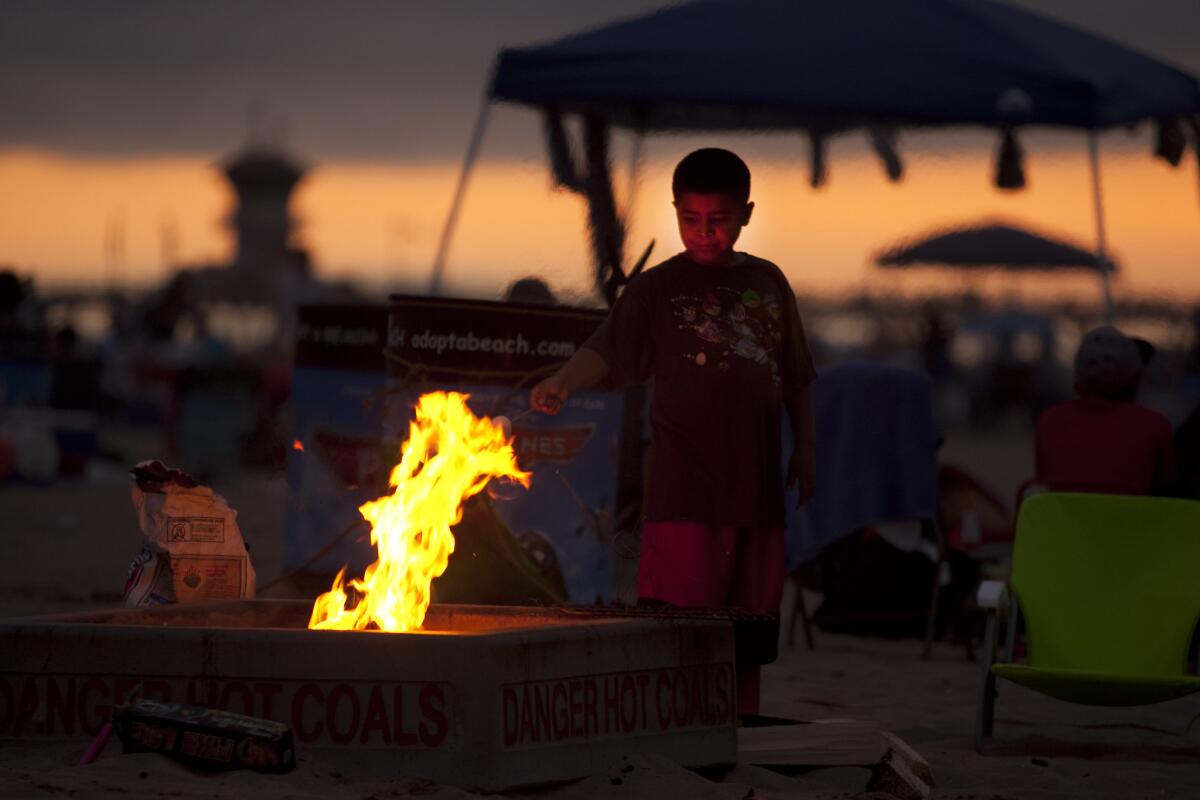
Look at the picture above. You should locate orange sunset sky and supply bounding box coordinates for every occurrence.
[3,1,1197,311]
[2,131,1197,306]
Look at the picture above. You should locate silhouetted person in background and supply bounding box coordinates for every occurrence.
[0,271,23,340]
[1035,326,1174,496]
[920,304,952,385]
[49,326,100,411]
[503,276,557,306]
[1172,409,1200,499]
[0,270,41,351]
[1185,307,1200,382]
[1170,310,1200,498]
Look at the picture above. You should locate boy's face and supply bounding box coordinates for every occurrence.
[673,192,753,266]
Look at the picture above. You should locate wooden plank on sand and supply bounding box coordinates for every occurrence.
[867,731,935,800]
[737,719,882,767]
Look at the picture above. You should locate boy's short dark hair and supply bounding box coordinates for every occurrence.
[672,148,751,203]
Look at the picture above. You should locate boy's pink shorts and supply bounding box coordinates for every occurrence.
[637,522,786,614]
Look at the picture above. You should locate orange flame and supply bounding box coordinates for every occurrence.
[308,392,529,632]
[292,439,304,452]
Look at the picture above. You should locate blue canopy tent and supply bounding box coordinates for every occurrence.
[432,0,1200,316]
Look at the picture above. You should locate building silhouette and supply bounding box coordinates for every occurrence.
[142,144,359,349]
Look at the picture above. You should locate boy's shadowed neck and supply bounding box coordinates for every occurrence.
[679,251,748,269]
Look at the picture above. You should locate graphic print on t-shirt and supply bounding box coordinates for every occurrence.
[672,285,783,384]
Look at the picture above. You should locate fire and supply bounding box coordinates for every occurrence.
[292,439,304,452]
[308,392,529,632]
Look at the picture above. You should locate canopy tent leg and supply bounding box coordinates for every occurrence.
[428,96,492,295]
[1087,130,1116,323]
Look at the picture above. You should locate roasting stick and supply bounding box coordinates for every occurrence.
[492,407,534,437]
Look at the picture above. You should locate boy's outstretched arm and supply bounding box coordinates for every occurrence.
[530,348,609,415]
[784,383,816,507]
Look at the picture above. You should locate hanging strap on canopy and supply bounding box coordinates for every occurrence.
[994,128,1026,190]
[544,108,584,190]
[617,128,655,292]
[1190,116,1200,204]
[542,110,632,305]
[1152,114,1200,208]
[868,126,904,182]
[582,116,626,305]
[807,130,828,188]
[620,128,645,228]
[1154,117,1187,166]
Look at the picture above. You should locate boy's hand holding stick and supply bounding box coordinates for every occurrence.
[530,374,568,415]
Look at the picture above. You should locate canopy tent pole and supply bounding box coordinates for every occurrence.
[1087,130,1117,323]
[428,96,492,295]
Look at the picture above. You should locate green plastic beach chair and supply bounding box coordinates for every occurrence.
[974,492,1200,752]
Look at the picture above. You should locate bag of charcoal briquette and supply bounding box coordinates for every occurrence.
[123,460,256,606]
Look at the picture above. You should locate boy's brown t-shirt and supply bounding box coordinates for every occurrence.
[584,252,816,526]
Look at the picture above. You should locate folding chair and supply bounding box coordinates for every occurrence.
[974,492,1200,752]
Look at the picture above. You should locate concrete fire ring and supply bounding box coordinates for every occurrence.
[0,600,737,791]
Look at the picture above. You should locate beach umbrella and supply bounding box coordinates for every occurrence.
[874,221,1117,274]
[431,0,1200,315]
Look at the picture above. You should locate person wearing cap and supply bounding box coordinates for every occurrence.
[1034,326,1175,496]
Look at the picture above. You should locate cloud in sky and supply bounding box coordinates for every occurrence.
[1,0,1197,162]
[0,0,657,161]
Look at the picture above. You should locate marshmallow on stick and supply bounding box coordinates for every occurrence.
[492,408,533,438]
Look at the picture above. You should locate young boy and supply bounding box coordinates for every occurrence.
[530,148,816,715]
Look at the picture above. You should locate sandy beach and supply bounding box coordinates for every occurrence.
[3,429,1200,799]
